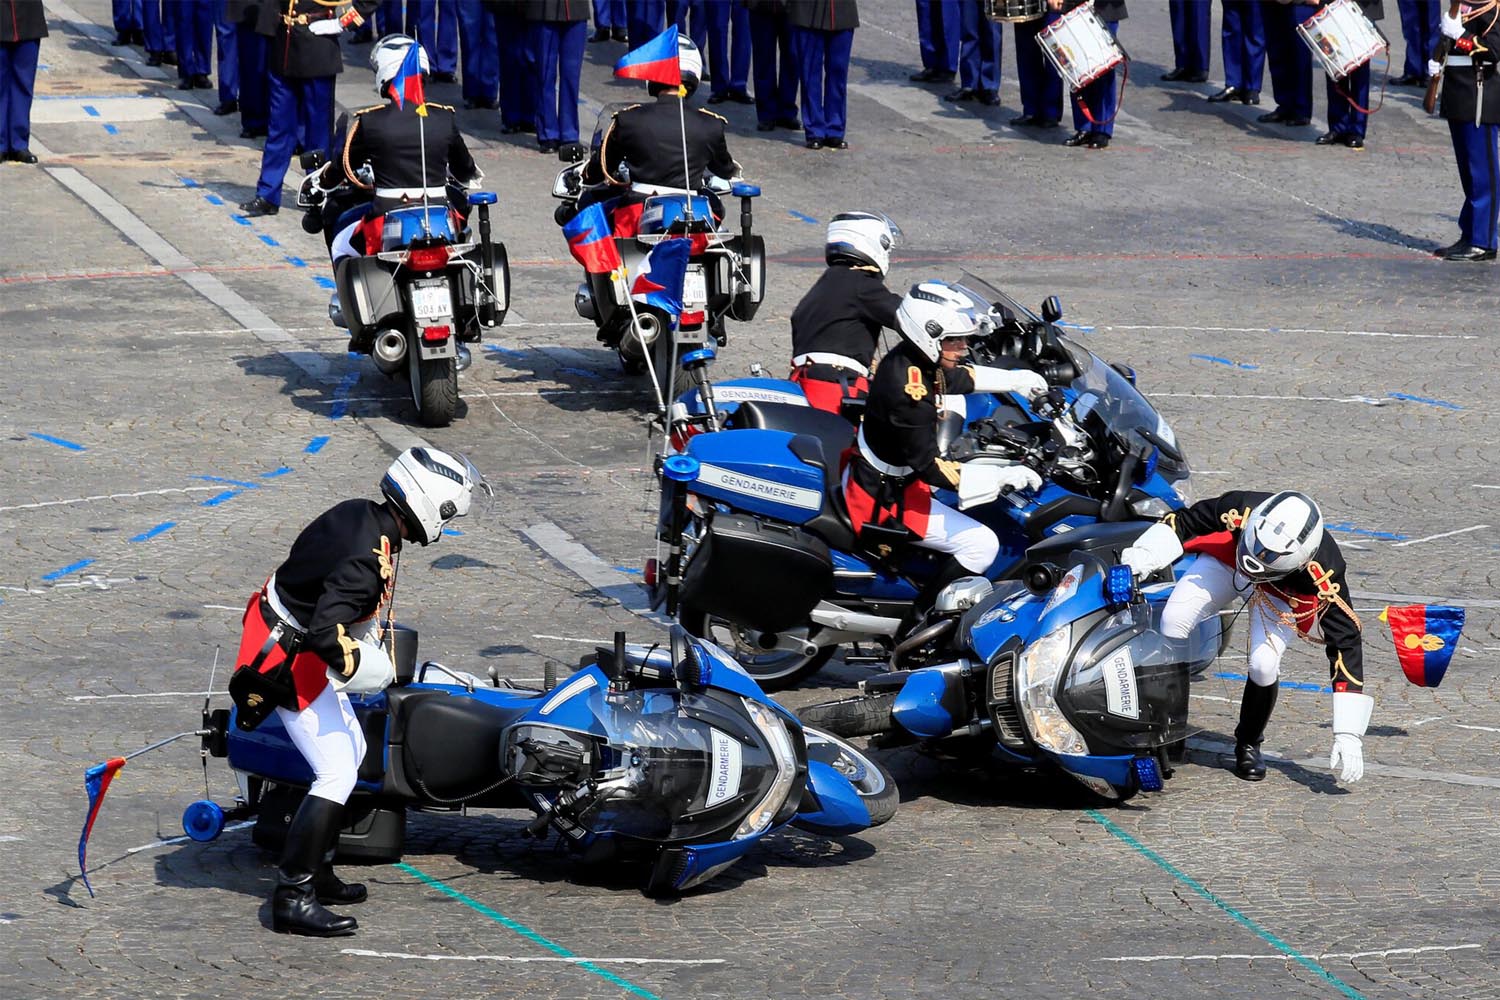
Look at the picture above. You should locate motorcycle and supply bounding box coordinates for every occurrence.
[650,278,1196,690]
[551,103,767,402]
[297,153,511,428]
[184,625,897,896]
[797,545,1221,803]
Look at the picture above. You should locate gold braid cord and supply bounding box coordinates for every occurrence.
[1247,585,1362,650]
[342,118,372,189]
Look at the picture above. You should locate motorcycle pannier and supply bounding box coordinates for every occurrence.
[682,513,832,632]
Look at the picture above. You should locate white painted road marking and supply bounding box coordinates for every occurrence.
[68,691,229,702]
[1389,525,1489,548]
[1102,324,1477,340]
[521,521,664,625]
[126,821,255,854]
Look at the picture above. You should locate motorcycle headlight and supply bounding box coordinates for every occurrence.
[734,699,797,840]
[1130,496,1174,520]
[1015,626,1089,755]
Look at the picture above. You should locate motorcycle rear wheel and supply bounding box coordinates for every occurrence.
[796,693,898,739]
[802,727,898,826]
[678,606,836,691]
[411,350,458,427]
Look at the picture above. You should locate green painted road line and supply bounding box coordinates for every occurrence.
[393,861,664,1000]
[1086,811,1369,1000]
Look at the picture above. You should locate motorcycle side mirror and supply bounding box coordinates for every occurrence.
[298,150,326,172]
[1110,361,1137,386]
[1040,296,1063,324]
[1024,562,1061,595]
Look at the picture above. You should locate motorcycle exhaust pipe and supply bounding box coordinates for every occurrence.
[371,328,408,375]
[574,282,596,320]
[631,311,663,348]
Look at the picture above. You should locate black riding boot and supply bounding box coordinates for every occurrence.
[1232,680,1279,781]
[315,850,368,906]
[908,557,974,627]
[271,796,358,936]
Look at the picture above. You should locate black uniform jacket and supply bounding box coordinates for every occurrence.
[336,100,477,212]
[1442,7,1500,124]
[1,0,47,41]
[1162,490,1365,690]
[519,0,588,20]
[257,0,378,79]
[271,499,401,676]
[583,93,736,190]
[786,0,859,30]
[1061,0,1126,22]
[859,340,976,490]
[789,265,900,368]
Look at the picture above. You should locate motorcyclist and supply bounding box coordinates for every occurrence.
[788,212,902,418]
[1119,490,1372,784]
[579,32,738,236]
[844,281,1050,611]
[230,447,483,936]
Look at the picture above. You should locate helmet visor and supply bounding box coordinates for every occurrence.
[451,452,494,525]
[1236,536,1293,582]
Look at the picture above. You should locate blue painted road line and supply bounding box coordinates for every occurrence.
[230,215,251,227]
[1056,321,1094,333]
[200,489,242,507]
[43,559,97,581]
[787,210,818,224]
[261,467,293,478]
[1325,521,1408,542]
[129,521,176,542]
[1387,392,1461,411]
[1214,670,1331,694]
[483,344,526,357]
[181,178,201,188]
[284,255,307,268]
[441,527,463,536]
[82,104,100,117]
[559,366,601,380]
[259,234,280,247]
[313,276,335,289]
[29,432,86,451]
[612,565,643,575]
[1087,811,1368,1000]
[1191,353,1259,371]
[305,436,330,454]
[204,193,224,206]
[394,862,662,1000]
[193,475,259,489]
[103,124,119,135]
[329,372,360,420]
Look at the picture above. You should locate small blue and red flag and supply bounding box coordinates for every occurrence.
[1382,604,1465,688]
[614,26,682,88]
[630,237,691,321]
[79,757,127,897]
[390,41,427,115]
[562,203,625,275]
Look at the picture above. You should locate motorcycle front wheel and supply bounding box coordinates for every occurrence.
[801,726,899,826]
[796,692,897,739]
[409,345,458,427]
[678,606,836,692]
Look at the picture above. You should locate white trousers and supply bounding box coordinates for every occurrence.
[915,496,1000,575]
[274,681,367,804]
[1160,556,1295,686]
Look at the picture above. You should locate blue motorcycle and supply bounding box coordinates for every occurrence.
[798,543,1222,802]
[188,626,896,896]
[652,277,1195,690]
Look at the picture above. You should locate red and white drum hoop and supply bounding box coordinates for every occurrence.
[1296,0,1388,81]
[1035,4,1125,91]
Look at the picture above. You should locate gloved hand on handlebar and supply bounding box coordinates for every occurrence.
[309,18,343,35]
[969,365,1049,401]
[957,462,1043,510]
[463,167,486,191]
[1119,522,1185,580]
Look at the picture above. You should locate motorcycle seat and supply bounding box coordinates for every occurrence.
[725,401,858,552]
[391,689,532,803]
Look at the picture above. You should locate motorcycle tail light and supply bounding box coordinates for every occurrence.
[644,558,659,588]
[407,245,450,271]
[421,325,451,342]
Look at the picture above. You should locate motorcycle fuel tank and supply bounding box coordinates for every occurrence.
[684,429,826,525]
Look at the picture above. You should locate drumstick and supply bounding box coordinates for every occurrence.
[1426,1,1466,114]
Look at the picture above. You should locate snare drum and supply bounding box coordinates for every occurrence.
[1296,0,1387,81]
[1036,4,1125,91]
[982,0,1046,23]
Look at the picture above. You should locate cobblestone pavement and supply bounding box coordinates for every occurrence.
[2,2,1497,998]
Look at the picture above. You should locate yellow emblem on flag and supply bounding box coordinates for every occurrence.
[1403,632,1445,652]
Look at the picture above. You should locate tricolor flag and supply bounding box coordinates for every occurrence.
[79,757,127,897]
[1382,604,1465,688]
[562,203,625,275]
[614,26,682,88]
[630,237,691,321]
[390,41,427,115]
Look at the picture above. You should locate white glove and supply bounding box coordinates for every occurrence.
[309,18,343,36]
[1441,8,1465,40]
[1118,521,1185,579]
[957,462,1043,510]
[970,365,1049,400]
[1329,691,1374,783]
[1428,59,1444,78]
[330,638,396,695]
[464,167,486,191]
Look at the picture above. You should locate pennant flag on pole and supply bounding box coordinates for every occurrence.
[79,757,127,897]
[390,41,427,116]
[562,203,625,275]
[630,237,691,321]
[614,26,683,88]
[1381,604,1465,688]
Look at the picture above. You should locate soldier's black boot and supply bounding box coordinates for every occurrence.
[314,836,368,906]
[271,796,358,936]
[1232,680,1279,782]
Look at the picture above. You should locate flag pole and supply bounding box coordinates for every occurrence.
[617,263,668,418]
[417,100,430,237]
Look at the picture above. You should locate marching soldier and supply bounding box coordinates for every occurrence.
[1010,6,1062,128]
[1319,0,1384,148]
[1431,0,1500,261]
[746,0,800,131]
[523,0,588,156]
[1206,0,1265,106]
[787,0,859,149]
[911,0,959,85]
[1258,0,1314,128]
[1050,0,1127,148]
[0,0,45,164]
[1164,0,1211,81]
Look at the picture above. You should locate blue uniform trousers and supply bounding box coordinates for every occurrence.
[667,0,707,51]
[627,0,666,48]
[1014,14,1061,120]
[236,21,269,129]
[1327,60,1371,138]
[790,25,852,143]
[1450,120,1500,250]
[0,39,39,154]
[376,0,406,35]
[498,7,534,129]
[255,71,334,206]
[113,0,143,34]
[706,1,750,95]
[747,7,797,124]
[593,0,626,29]
[1073,20,1118,135]
[915,0,959,74]
[215,0,237,102]
[143,0,176,53]
[1168,0,1210,74]
[413,0,460,75]
[1222,0,1265,93]
[957,0,1000,94]
[175,0,217,80]
[1263,1,1312,118]
[457,0,499,102]
[1397,0,1440,78]
[531,19,586,144]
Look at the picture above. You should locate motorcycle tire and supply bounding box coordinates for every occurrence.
[796,692,898,740]
[802,727,899,827]
[678,605,836,692]
[651,330,695,404]
[411,350,459,428]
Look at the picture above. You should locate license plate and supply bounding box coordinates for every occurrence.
[677,325,707,344]
[411,282,452,320]
[683,266,707,307]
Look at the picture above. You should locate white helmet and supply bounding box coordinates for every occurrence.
[380,447,482,545]
[895,281,982,365]
[1237,491,1324,582]
[676,33,703,92]
[825,212,900,276]
[371,34,429,97]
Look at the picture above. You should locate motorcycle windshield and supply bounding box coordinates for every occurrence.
[569,689,788,845]
[1065,353,1180,462]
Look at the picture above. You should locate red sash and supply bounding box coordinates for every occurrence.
[842,453,932,537]
[233,589,329,711]
[790,367,870,416]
